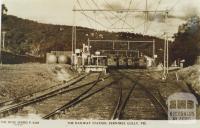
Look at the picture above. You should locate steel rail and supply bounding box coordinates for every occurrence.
[111,88,122,120]
[0,74,87,107]
[119,71,168,116]
[0,73,96,118]
[112,83,136,120]
[43,76,123,119]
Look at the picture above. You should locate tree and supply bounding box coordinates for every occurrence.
[171,16,200,66]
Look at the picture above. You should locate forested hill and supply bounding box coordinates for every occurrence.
[2,15,165,58]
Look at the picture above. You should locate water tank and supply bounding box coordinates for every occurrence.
[196,56,200,64]
[58,55,67,64]
[46,53,57,64]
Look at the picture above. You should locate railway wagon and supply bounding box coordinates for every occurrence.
[139,57,147,68]
[107,57,117,66]
[134,56,147,69]
[127,58,134,67]
[118,57,127,66]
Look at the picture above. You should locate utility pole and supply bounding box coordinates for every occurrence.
[0,36,1,65]
[163,33,166,78]
[72,4,77,66]
[153,39,155,59]
[72,5,77,55]
[72,26,74,55]
[166,37,169,74]
[162,10,169,79]
[144,0,148,33]
[163,32,169,79]
[87,38,90,54]
[2,31,6,50]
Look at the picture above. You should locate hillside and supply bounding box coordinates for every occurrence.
[1,15,165,62]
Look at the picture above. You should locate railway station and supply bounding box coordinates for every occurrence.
[0,0,200,123]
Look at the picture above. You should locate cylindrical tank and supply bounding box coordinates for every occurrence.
[46,53,57,64]
[196,56,200,64]
[58,55,67,64]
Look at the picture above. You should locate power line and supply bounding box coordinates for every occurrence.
[85,0,95,28]
[122,0,134,29]
[146,0,181,36]
[146,0,163,33]
[168,0,180,11]
[74,0,173,35]
[76,0,93,28]
[76,0,108,29]
[103,0,136,30]
[90,0,113,25]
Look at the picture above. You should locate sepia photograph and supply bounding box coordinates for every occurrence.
[0,0,200,126]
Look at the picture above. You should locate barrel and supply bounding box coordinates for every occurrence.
[58,55,67,64]
[46,53,57,64]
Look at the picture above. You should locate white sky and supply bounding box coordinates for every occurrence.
[2,0,200,38]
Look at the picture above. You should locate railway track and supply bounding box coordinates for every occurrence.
[111,70,168,120]
[43,73,122,119]
[111,85,136,120]
[0,74,87,107]
[0,73,110,118]
[0,69,169,119]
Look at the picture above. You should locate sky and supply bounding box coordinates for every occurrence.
[2,0,200,38]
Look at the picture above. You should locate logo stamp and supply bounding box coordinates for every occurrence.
[166,92,198,123]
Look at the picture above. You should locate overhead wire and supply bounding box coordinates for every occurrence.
[75,0,180,38]
[85,0,95,28]
[103,0,136,30]
[144,0,181,38]
[77,0,108,29]
[122,0,134,29]
[167,0,180,12]
[76,0,94,28]
[146,0,163,33]
[90,0,113,25]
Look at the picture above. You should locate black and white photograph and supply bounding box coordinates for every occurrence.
[0,0,200,127]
